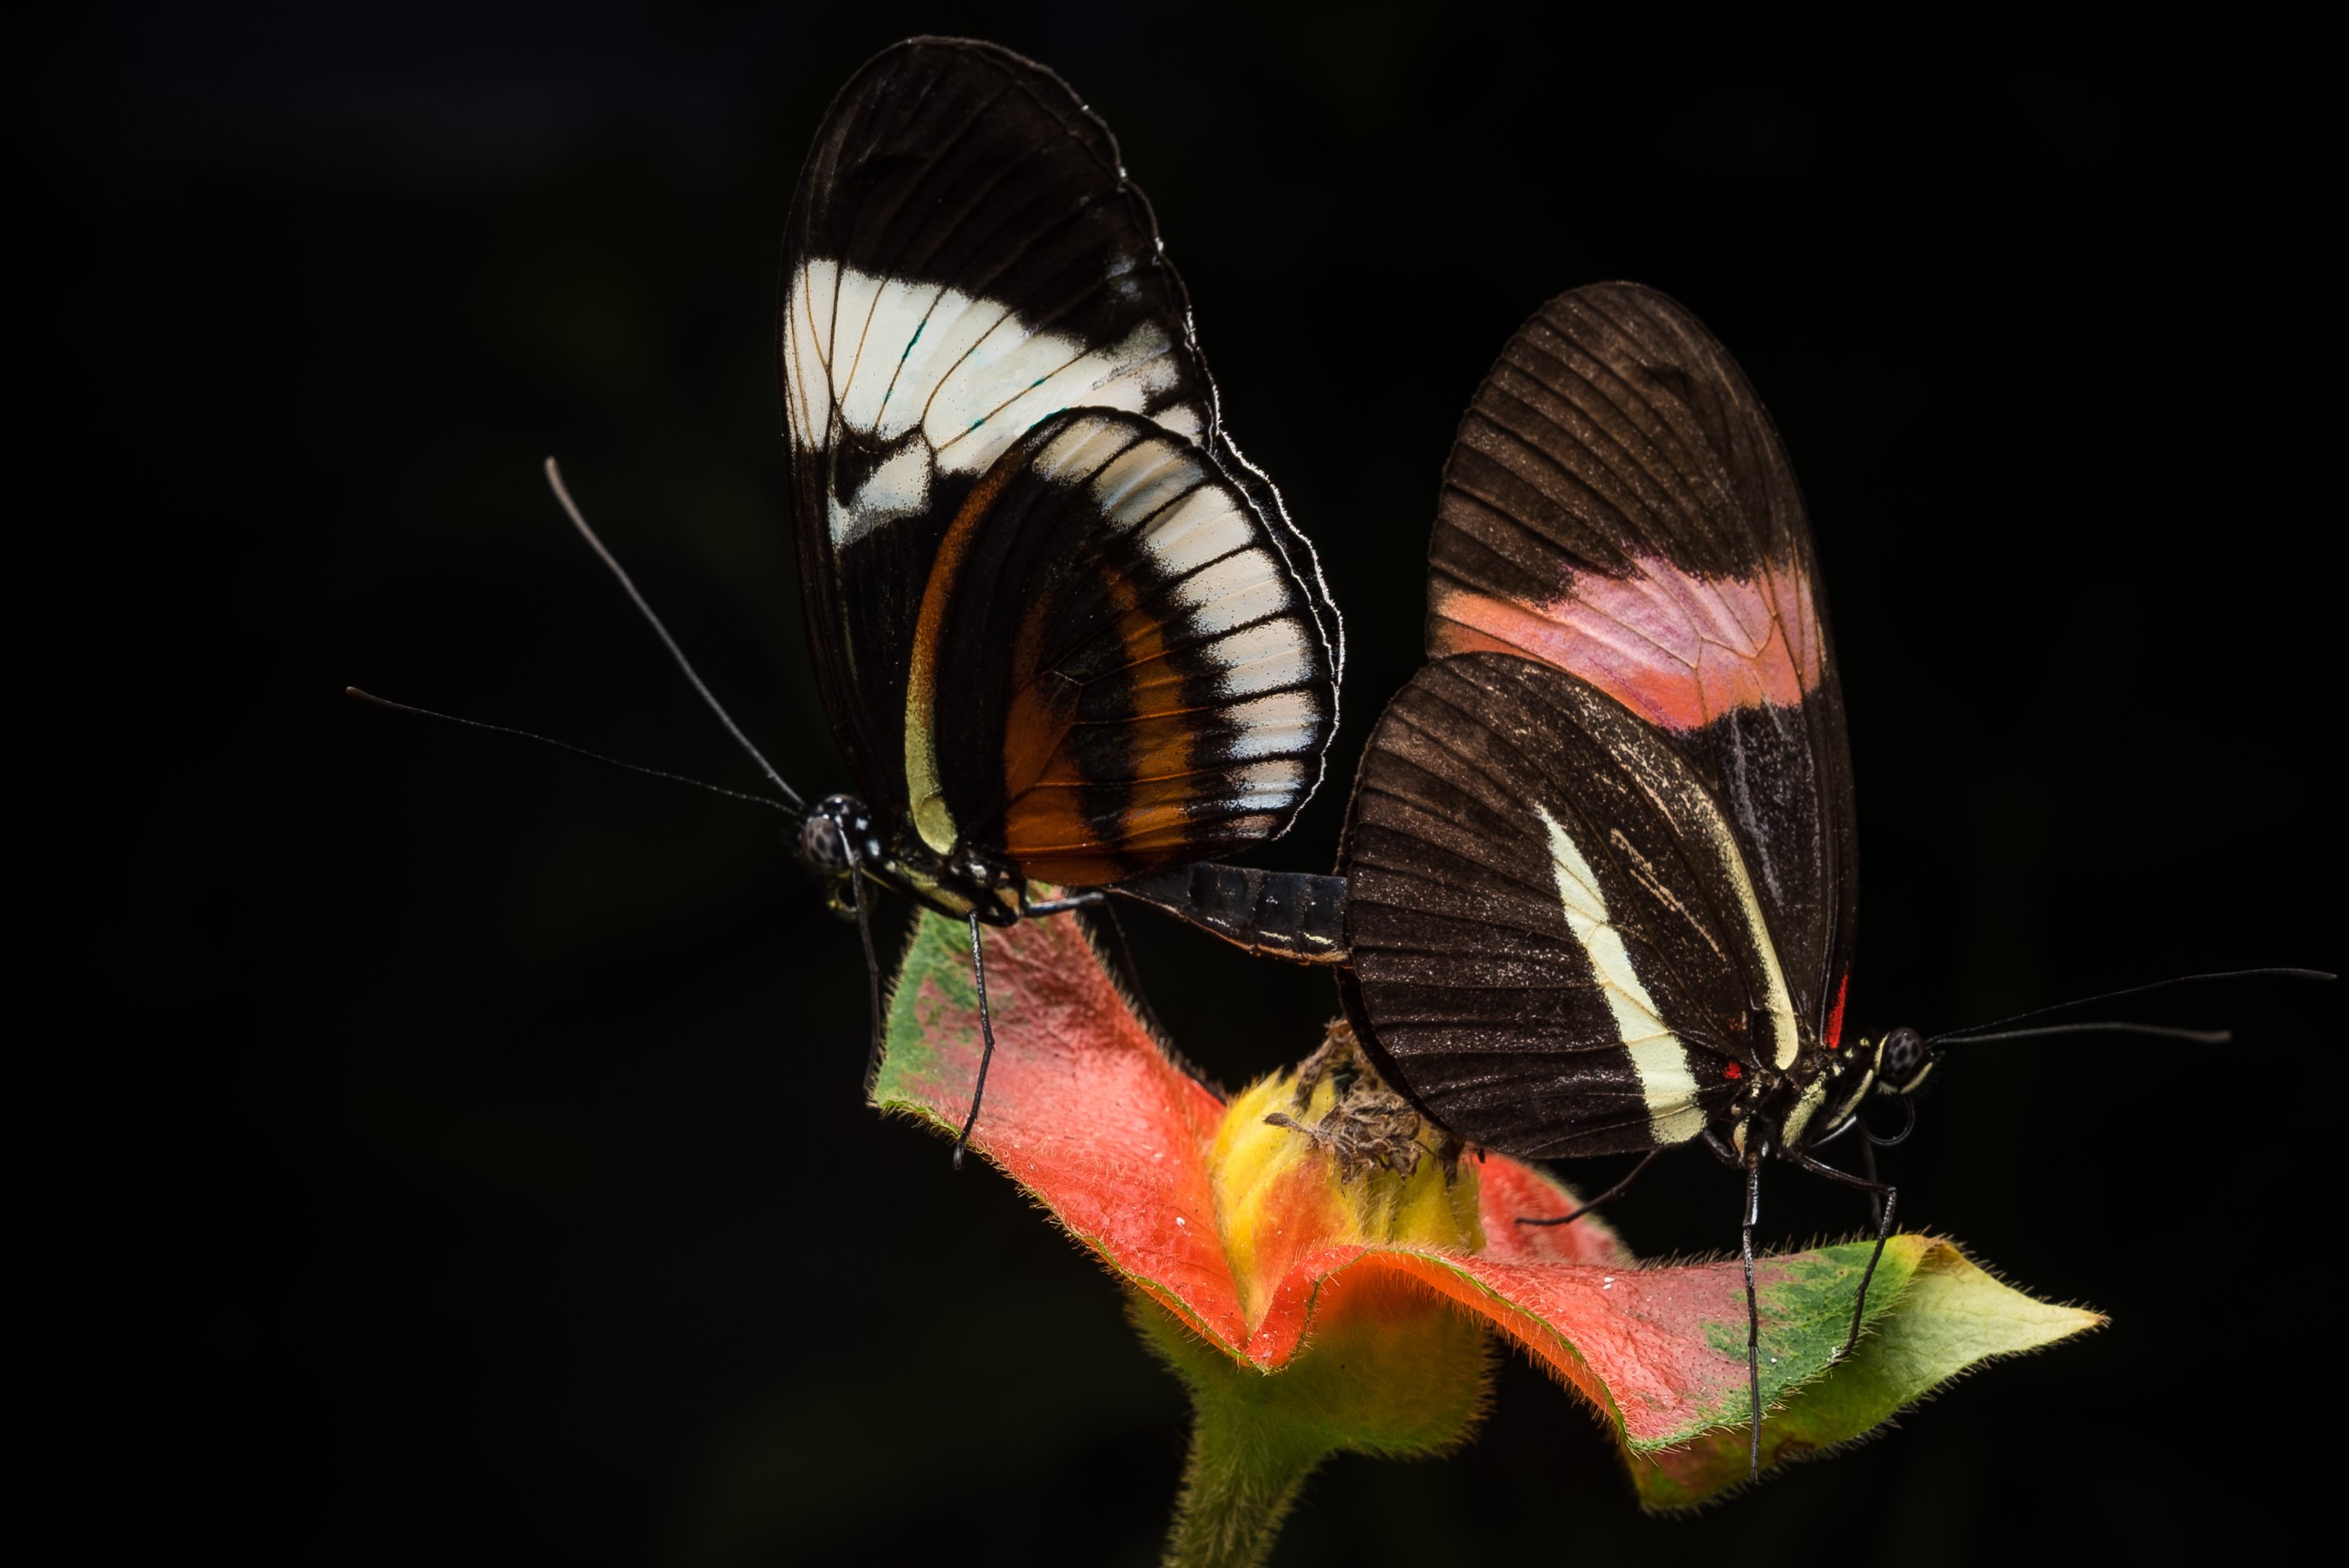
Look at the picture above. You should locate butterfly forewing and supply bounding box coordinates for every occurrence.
[908,408,1335,885]
[1425,283,1856,1039]
[782,37,1339,826]
[1342,653,1813,1159]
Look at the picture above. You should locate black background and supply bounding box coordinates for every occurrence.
[30,3,2336,1563]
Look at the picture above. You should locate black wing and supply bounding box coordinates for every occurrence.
[903,408,1336,887]
[1341,654,1809,1159]
[781,37,1340,823]
[1424,282,1857,1045]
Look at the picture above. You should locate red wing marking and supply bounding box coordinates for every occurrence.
[1824,972,1849,1050]
[1431,553,1823,732]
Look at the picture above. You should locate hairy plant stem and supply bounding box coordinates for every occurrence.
[1135,1277,1491,1568]
[1163,1396,1333,1568]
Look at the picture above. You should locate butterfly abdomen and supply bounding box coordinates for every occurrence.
[1109,864,1350,964]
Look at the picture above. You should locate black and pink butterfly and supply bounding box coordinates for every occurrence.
[1340,285,1907,1195]
[1293,284,2325,1476]
[1300,284,1941,1476]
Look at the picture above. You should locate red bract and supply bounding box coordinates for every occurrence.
[873,910,2096,1523]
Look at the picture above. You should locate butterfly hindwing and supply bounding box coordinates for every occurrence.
[1425,283,1856,1041]
[781,37,1339,829]
[909,408,1335,886]
[1341,653,1809,1159]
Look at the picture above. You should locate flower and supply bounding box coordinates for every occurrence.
[871,909,2096,1554]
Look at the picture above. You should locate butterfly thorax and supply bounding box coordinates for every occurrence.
[1722,1027,1941,1165]
[795,792,1026,925]
[880,826,1026,925]
[1724,1034,1884,1163]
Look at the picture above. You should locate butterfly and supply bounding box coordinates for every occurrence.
[775,38,1347,1131]
[1317,282,1936,1476]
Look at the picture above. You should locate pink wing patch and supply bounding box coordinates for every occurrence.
[1431,553,1823,732]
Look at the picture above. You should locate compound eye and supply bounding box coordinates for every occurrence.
[796,811,855,876]
[1882,1025,1926,1078]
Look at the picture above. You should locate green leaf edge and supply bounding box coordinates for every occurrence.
[1627,1239,2103,1509]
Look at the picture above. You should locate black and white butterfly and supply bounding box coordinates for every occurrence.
[779,39,1347,933]
[761,36,1370,1147]
[364,38,1351,1145]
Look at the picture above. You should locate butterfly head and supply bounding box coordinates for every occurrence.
[794,793,883,884]
[1870,1025,1942,1098]
[1781,1025,1942,1155]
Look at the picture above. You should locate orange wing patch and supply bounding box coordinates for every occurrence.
[999,562,1216,884]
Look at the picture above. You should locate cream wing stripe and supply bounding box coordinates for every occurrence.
[1534,804,1708,1146]
[1690,806,1802,1070]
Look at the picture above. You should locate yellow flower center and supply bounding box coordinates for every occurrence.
[1208,1023,1483,1327]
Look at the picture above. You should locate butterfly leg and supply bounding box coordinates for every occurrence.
[1024,890,1108,917]
[1515,1148,1664,1228]
[1859,1136,1882,1229]
[952,912,1000,1172]
[834,823,887,1096]
[1741,1165,1763,1482]
[1788,1149,1898,1362]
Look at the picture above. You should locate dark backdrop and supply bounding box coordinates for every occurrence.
[30,4,2335,1563]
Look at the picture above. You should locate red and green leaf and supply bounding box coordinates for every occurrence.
[872,910,2100,1510]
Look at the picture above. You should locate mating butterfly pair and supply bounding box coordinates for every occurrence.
[340,33,2305,1494]
[782,37,1934,1471]
[785,37,1927,1164]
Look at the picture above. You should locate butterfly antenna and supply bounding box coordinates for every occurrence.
[344,687,793,814]
[543,457,806,811]
[836,823,887,1096]
[1930,967,2331,1044]
[1938,1021,2233,1045]
[953,912,1000,1171]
